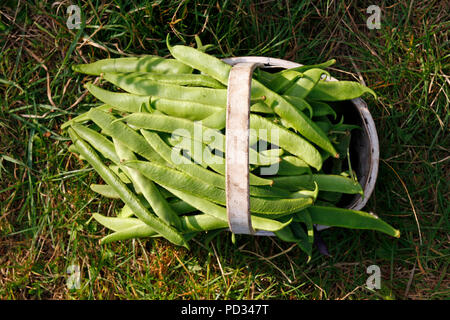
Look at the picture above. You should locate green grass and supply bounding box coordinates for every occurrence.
[0,0,448,300]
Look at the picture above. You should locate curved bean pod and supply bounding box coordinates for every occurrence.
[296,206,400,238]
[88,108,165,164]
[151,97,222,121]
[71,122,120,164]
[103,72,227,107]
[276,156,311,176]
[275,59,336,75]
[250,102,275,114]
[307,100,337,119]
[118,198,197,219]
[122,113,280,166]
[272,174,363,194]
[307,81,377,101]
[166,135,273,186]
[86,83,150,113]
[124,160,313,215]
[167,39,231,85]
[162,186,293,232]
[200,110,226,129]
[282,95,313,118]
[90,184,120,199]
[97,213,228,244]
[72,55,193,76]
[126,72,226,89]
[113,138,181,228]
[267,69,303,94]
[283,68,329,99]
[249,113,322,170]
[67,128,189,248]
[61,104,111,129]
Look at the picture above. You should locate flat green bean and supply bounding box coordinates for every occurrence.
[96,213,228,244]
[90,184,120,198]
[142,129,287,197]
[124,160,313,215]
[283,68,328,99]
[249,113,323,170]
[126,72,226,89]
[296,206,400,238]
[88,108,165,164]
[276,156,312,176]
[61,104,111,129]
[103,72,227,107]
[163,186,293,232]
[86,83,150,113]
[67,128,189,248]
[71,122,120,164]
[166,135,273,186]
[267,69,303,94]
[167,43,337,157]
[272,174,363,194]
[167,40,231,85]
[113,138,181,228]
[307,81,377,101]
[307,100,337,119]
[151,97,222,121]
[122,113,280,166]
[72,55,193,76]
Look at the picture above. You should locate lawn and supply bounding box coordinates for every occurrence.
[0,0,448,300]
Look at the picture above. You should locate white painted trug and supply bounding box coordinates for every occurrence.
[223,57,380,235]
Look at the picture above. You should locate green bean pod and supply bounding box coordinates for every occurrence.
[276,156,312,176]
[283,68,329,99]
[267,69,303,94]
[96,213,228,244]
[61,104,111,129]
[126,72,226,89]
[86,83,150,113]
[124,160,313,216]
[67,128,189,248]
[88,108,165,164]
[122,113,280,166]
[90,184,120,199]
[307,81,377,101]
[167,40,232,85]
[274,59,336,75]
[272,174,363,194]
[162,186,293,232]
[72,55,193,76]
[308,100,337,119]
[166,135,273,186]
[113,138,182,228]
[296,206,400,238]
[71,122,120,164]
[140,129,280,197]
[103,72,227,107]
[152,97,222,121]
[249,113,323,170]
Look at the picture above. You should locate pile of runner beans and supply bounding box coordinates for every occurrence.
[63,37,399,259]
